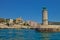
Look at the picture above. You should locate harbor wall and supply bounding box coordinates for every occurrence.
[40,25,60,28]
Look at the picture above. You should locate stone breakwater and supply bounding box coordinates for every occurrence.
[35,25,60,32]
[1,23,60,32]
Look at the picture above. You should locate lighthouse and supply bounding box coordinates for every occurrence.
[42,7,48,25]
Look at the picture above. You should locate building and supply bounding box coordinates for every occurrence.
[9,19,13,26]
[16,17,23,24]
[9,19,13,24]
[27,21,39,28]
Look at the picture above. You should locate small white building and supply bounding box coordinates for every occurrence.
[9,19,13,26]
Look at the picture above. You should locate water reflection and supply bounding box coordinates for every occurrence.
[41,32,50,40]
[0,29,60,40]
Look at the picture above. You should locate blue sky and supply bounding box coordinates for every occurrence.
[0,0,60,23]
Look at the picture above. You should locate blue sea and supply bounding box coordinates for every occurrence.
[0,28,60,40]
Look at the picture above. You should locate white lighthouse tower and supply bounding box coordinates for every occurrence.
[42,7,48,25]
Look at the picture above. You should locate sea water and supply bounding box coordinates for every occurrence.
[0,28,60,40]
